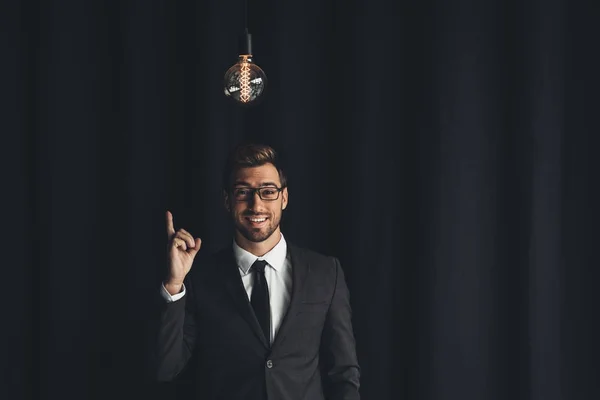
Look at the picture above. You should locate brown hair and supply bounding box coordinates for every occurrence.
[222,143,288,190]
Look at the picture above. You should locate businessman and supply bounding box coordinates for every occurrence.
[156,143,360,399]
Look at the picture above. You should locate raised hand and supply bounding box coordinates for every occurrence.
[164,210,202,295]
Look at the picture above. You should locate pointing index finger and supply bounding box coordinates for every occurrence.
[166,210,176,237]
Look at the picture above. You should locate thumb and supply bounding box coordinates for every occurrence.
[187,238,202,257]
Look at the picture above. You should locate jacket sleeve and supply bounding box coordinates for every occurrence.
[320,258,361,400]
[155,273,198,381]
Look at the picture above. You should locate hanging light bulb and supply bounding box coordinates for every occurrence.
[224,32,267,105]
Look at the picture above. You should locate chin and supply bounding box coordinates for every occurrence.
[248,235,270,243]
[239,225,277,243]
[245,230,272,243]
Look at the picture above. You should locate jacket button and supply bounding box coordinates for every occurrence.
[266,360,273,369]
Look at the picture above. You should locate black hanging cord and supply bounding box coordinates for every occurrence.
[241,0,252,55]
[244,0,248,33]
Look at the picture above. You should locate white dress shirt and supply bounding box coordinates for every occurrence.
[161,233,293,344]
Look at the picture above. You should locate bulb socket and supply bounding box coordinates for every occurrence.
[238,31,252,56]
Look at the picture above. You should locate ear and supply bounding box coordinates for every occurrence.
[281,187,289,210]
[223,190,230,212]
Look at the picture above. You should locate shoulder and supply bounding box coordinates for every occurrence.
[186,245,233,280]
[193,244,232,265]
[287,243,341,272]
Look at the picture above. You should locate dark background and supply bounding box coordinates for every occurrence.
[3,0,599,399]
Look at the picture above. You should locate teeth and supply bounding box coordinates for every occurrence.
[250,218,266,222]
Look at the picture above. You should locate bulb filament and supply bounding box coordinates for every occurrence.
[239,58,251,103]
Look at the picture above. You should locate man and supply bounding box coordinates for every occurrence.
[156,143,360,399]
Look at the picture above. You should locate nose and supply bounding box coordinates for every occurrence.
[248,190,264,207]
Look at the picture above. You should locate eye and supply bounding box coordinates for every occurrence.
[235,189,250,196]
[262,189,276,196]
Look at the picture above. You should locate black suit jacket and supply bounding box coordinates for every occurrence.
[156,243,360,400]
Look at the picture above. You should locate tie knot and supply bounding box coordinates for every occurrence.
[251,259,268,273]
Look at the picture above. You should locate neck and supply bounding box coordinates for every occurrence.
[235,229,282,257]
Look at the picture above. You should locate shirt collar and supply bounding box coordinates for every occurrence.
[233,233,288,274]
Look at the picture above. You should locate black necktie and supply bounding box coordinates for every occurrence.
[250,259,270,343]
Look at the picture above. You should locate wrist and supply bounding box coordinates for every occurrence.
[164,281,183,296]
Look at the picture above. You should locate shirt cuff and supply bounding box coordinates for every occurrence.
[160,282,186,302]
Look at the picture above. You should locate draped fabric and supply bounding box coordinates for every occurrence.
[4,0,598,399]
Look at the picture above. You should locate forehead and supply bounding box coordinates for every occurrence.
[232,163,281,186]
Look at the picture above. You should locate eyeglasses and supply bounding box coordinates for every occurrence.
[231,186,284,202]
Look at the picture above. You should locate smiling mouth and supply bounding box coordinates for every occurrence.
[245,216,268,225]
[249,217,267,222]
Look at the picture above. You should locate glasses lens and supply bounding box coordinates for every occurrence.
[233,188,249,200]
[259,188,279,200]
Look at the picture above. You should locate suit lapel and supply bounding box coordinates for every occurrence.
[271,245,310,350]
[219,248,270,349]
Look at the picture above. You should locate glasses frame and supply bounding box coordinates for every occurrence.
[230,186,285,202]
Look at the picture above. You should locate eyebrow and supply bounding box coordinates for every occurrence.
[233,181,279,187]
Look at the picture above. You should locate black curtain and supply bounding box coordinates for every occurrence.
[4,0,599,399]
